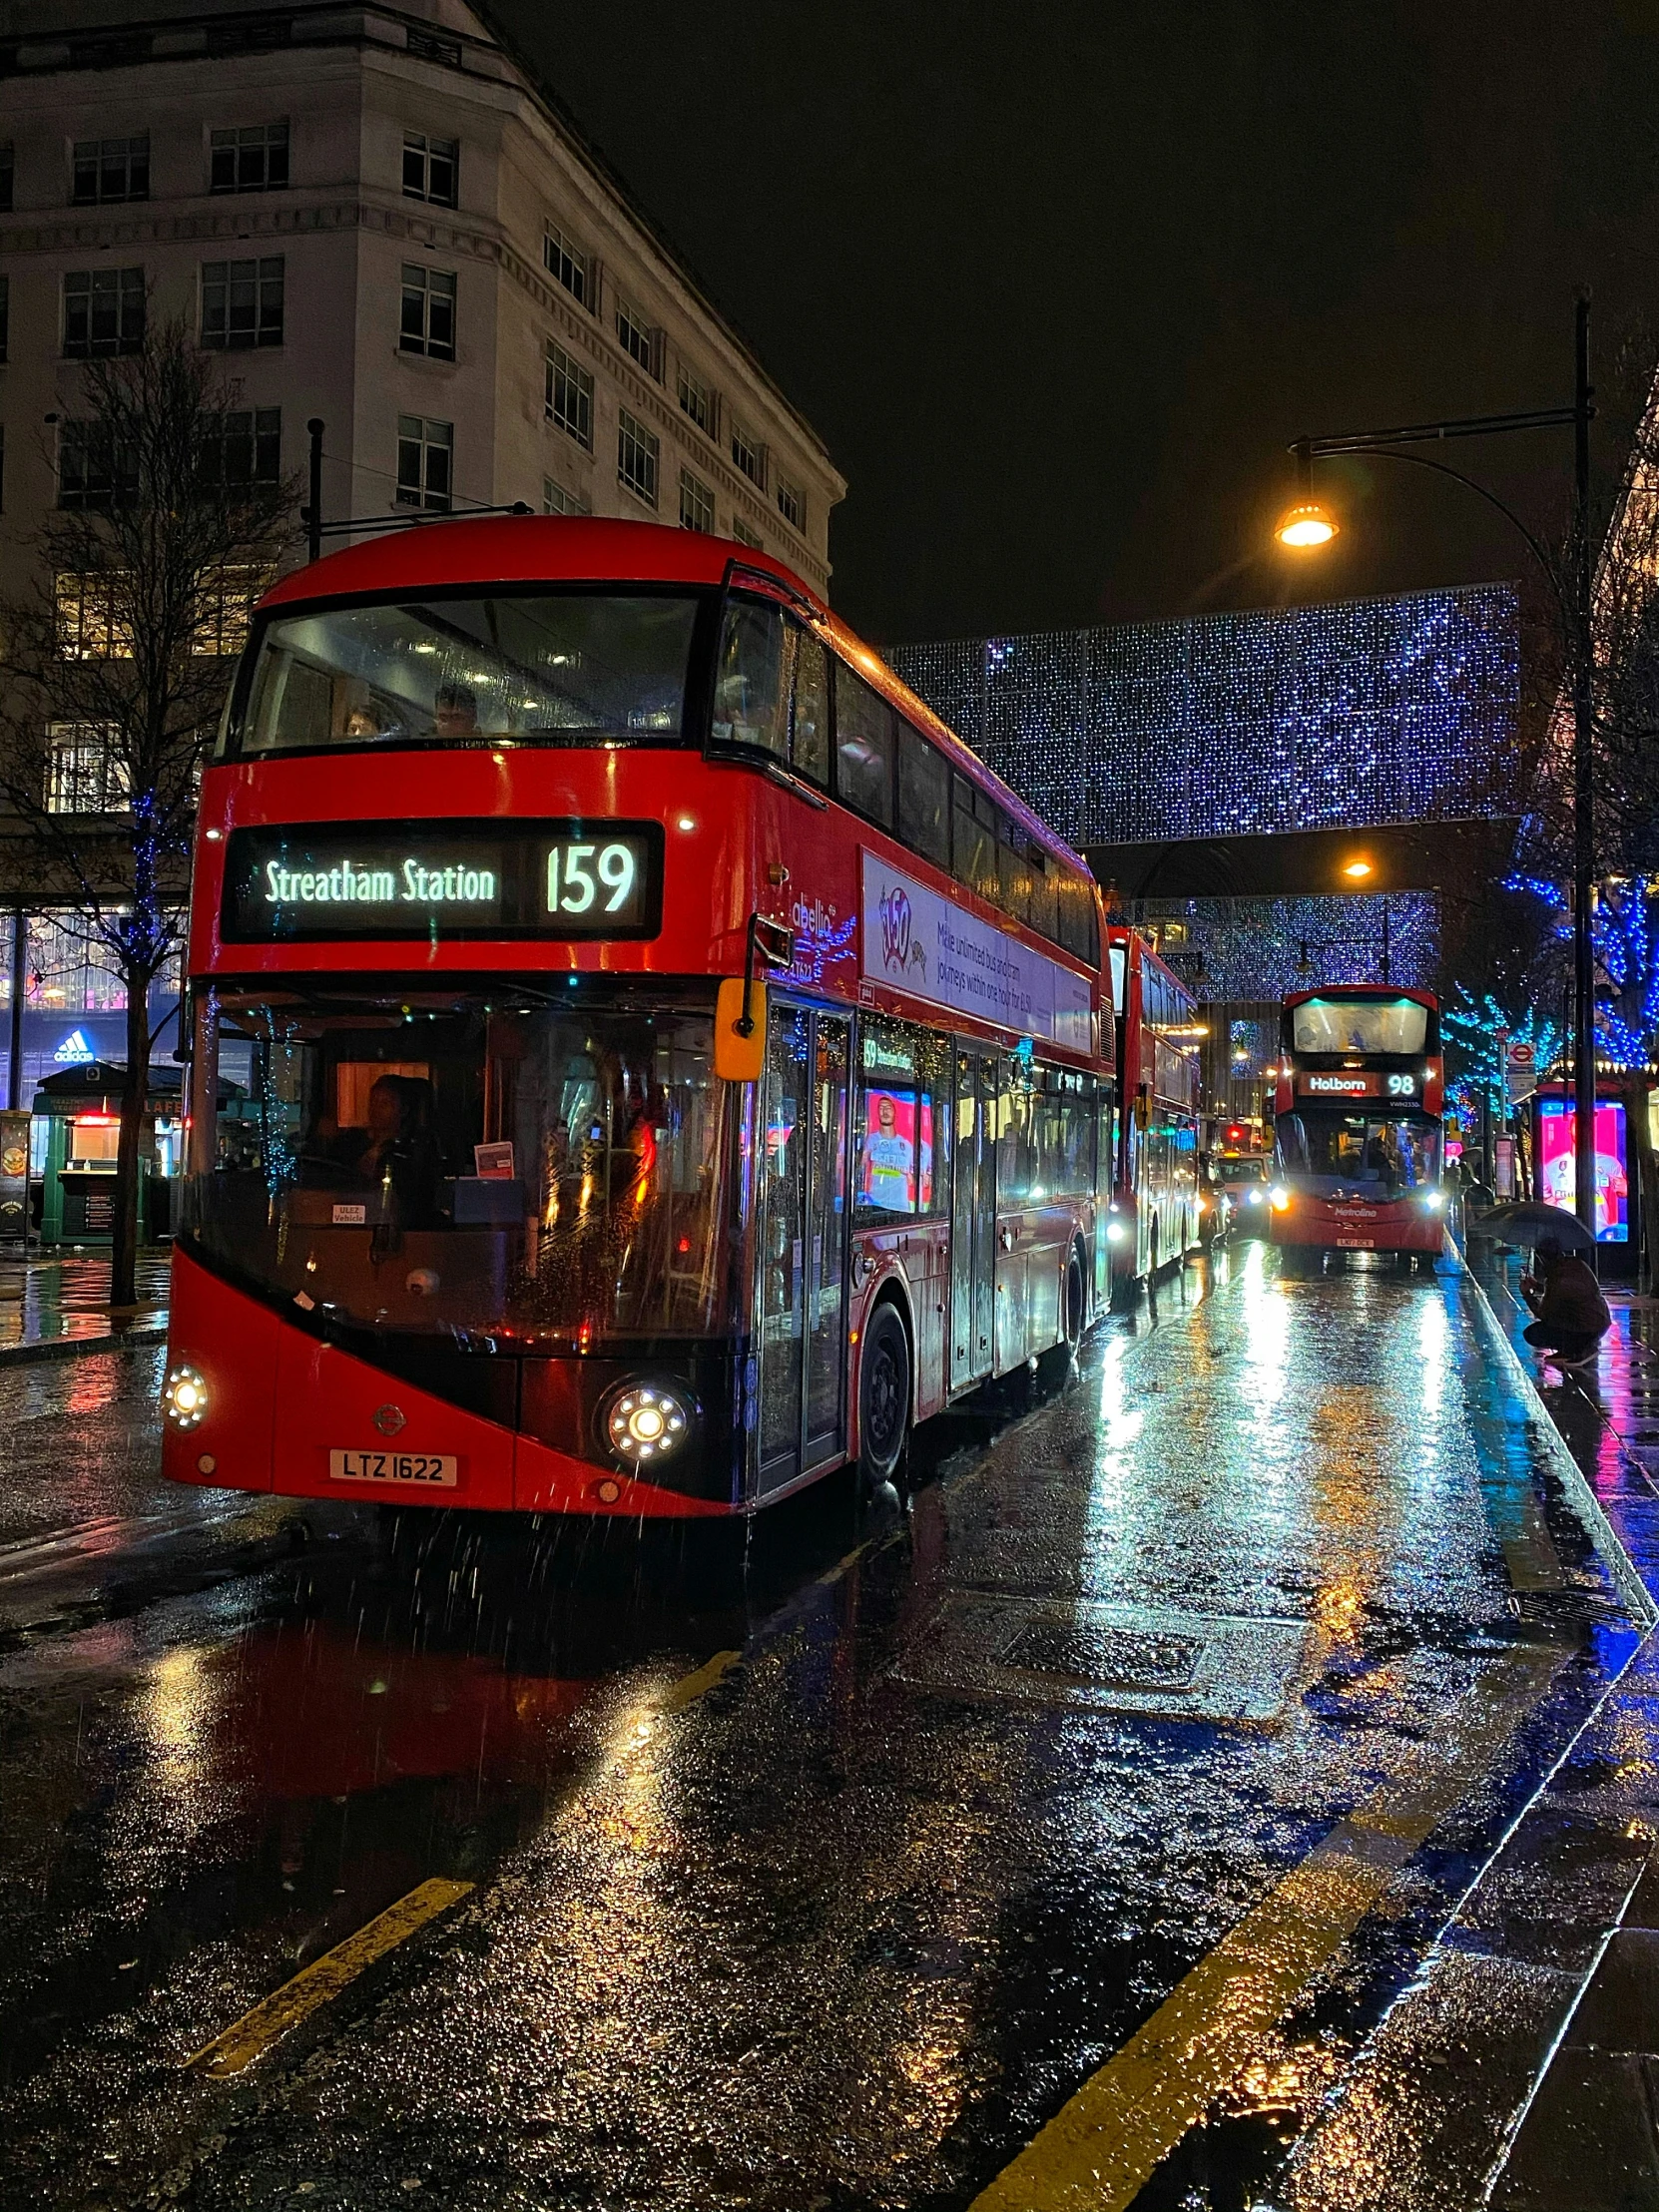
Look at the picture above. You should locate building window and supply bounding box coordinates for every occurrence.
[542,477,591,517]
[399,265,456,359]
[543,224,588,307]
[544,341,593,449]
[677,364,712,436]
[199,408,281,486]
[45,724,129,815]
[58,424,138,511]
[72,134,149,206]
[0,273,9,364]
[55,574,132,661]
[402,132,457,207]
[210,121,289,193]
[194,567,265,657]
[679,468,714,533]
[731,421,764,488]
[617,409,659,508]
[201,257,284,349]
[64,269,146,359]
[396,414,452,510]
[776,477,804,533]
[26,910,130,1013]
[733,517,764,550]
[615,297,657,377]
[0,147,13,214]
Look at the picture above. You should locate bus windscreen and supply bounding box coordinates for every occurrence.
[1291,996,1429,1056]
[234,591,703,755]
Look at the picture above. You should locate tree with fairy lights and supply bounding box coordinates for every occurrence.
[0,313,295,1304]
[1442,986,1565,1115]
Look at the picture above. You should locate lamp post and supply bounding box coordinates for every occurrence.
[1276,295,1597,1235]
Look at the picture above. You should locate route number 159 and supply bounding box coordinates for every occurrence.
[545,839,640,917]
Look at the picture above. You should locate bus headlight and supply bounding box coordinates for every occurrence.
[163,1365,209,1429]
[1422,1188,1446,1212]
[603,1382,692,1464]
[1106,1221,1129,1244]
[1270,1187,1292,1213]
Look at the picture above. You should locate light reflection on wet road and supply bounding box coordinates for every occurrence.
[0,1246,1636,2211]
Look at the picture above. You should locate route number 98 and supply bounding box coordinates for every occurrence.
[1385,1072,1416,1096]
[545,839,640,918]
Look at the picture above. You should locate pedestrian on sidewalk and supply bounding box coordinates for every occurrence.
[1519,1234,1610,1374]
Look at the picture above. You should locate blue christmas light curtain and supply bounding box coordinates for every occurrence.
[1131,893,1439,1001]
[889,585,1520,848]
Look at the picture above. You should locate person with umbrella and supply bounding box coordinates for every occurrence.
[1520,1232,1611,1374]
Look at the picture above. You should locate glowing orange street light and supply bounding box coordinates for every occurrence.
[1342,857,1374,880]
[1275,499,1339,549]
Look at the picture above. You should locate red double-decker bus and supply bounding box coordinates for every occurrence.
[1105,925,1204,1301]
[1270,985,1447,1273]
[161,519,1114,1517]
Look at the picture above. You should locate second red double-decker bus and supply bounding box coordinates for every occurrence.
[1269,985,1447,1272]
[1106,924,1204,1301]
[161,519,1115,1516]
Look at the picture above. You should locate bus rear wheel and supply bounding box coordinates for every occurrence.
[857,1304,910,1496]
[1038,1251,1085,1387]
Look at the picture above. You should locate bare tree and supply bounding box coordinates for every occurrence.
[0,313,295,1304]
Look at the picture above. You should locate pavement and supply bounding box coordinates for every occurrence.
[0,1249,170,1363]
[1439,1248,1659,2212]
[0,1238,1654,2210]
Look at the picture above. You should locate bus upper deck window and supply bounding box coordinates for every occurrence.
[713,598,789,762]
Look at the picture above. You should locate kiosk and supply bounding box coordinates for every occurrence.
[32,1061,186,1247]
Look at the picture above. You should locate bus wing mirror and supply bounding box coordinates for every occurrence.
[715,977,767,1083]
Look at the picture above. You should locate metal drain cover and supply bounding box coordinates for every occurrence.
[893,1594,1311,1726]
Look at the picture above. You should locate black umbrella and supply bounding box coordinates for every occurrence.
[1465,1200,1596,1254]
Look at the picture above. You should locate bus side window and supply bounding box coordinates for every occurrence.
[714,598,788,761]
[896,723,950,870]
[997,816,1031,925]
[791,628,830,787]
[951,774,997,905]
[834,663,895,828]
[1027,851,1059,942]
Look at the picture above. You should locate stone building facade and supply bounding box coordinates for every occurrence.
[0,0,844,1096]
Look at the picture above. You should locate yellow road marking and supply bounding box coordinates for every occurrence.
[656,1647,741,1714]
[185,1878,474,2077]
[970,1644,1560,2212]
[187,1640,744,2078]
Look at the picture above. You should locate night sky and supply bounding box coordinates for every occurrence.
[500,4,1659,649]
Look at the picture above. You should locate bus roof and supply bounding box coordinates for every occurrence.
[1283,984,1438,1010]
[259,517,1093,882]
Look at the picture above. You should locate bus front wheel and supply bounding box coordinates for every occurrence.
[858,1304,911,1496]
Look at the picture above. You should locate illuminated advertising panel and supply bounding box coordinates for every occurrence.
[1537,1099,1628,1243]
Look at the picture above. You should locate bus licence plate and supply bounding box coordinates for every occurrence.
[329,1448,458,1488]
[1335,1238,1375,1249]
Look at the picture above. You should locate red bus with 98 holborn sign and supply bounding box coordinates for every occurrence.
[1269,984,1447,1274]
[162,518,1115,1516]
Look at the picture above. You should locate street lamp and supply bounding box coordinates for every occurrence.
[1342,857,1374,881]
[1275,499,1339,549]
[1274,295,1596,1234]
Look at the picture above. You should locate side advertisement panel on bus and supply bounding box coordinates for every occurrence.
[858,855,1094,1053]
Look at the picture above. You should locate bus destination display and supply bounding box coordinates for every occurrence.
[221,821,661,941]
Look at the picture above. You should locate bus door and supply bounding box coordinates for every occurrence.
[951,1046,997,1389]
[758,1001,850,1497]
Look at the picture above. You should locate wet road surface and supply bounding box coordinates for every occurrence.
[0,1245,1639,2211]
